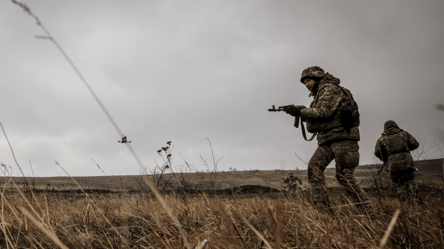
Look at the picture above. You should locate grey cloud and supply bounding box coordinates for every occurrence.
[1,0,443,176]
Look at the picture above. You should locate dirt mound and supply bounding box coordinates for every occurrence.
[231,185,280,193]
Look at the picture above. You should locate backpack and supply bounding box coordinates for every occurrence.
[306,84,360,133]
[383,131,410,156]
[339,86,360,130]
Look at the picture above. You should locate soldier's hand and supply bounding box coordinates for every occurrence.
[284,105,306,116]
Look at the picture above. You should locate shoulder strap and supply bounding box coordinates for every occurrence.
[294,116,316,141]
[301,120,316,141]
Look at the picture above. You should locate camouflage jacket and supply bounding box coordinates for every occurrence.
[374,127,419,172]
[300,73,360,145]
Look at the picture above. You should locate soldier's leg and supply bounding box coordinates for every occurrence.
[401,170,420,201]
[390,172,401,186]
[395,171,411,201]
[289,181,296,192]
[308,144,334,208]
[405,170,417,190]
[408,171,422,202]
[390,171,404,198]
[332,140,370,205]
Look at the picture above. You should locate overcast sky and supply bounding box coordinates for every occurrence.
[1,0,443,177]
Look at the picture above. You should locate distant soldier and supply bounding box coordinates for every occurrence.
[374,120,420,202]
[283,171,302,192]
[284,66,370,211]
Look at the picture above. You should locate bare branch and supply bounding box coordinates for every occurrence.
[294,152,308,165]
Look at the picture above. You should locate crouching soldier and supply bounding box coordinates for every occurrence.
[283,171,302,192]
[374,120,420,202]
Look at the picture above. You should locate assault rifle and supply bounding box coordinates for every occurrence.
[295,176,303,185]
[268,105,316,141]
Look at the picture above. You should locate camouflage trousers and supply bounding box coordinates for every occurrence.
[391,169,419,202]
[308,140,369,208]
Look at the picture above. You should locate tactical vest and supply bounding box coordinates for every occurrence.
[306,84,360,133]
[383,131,410,156]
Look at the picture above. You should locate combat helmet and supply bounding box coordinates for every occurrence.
[384,120,399,130]
[300,66,325,83]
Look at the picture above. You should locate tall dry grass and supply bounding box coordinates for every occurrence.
[0,185,443,248]
[7,1,444,248]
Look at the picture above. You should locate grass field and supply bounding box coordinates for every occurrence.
[0,159,443,248]
[1,158,442,192]
[0,184,444,248]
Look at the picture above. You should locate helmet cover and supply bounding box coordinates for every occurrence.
[300,66,325,83]
[384,120,399,130]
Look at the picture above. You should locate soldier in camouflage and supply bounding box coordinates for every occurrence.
[283,171,302,192]
[374,120,420,202]
[285,66,370,211]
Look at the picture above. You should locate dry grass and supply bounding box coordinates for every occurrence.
[0,184,443,248]
[7,2,444,247]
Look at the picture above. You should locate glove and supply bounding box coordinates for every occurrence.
[284,105,306,116]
